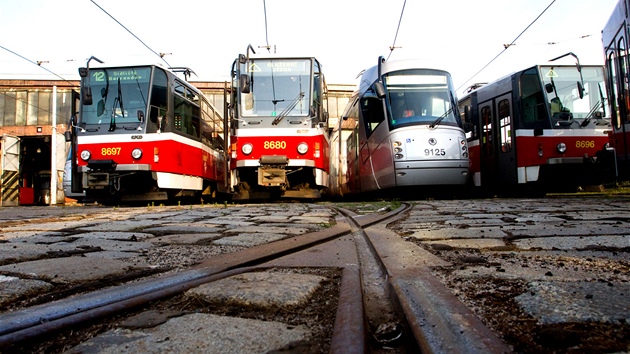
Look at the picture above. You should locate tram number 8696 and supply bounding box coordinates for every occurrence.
[425,148,446,156]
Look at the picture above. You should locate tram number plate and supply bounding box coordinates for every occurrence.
[263,141,287,149]
[575,140,595,148]
[102,147,122,156]
[424,148,446,156]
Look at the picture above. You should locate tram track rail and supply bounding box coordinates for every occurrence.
[0,203,511,353]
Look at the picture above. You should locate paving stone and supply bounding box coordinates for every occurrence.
[149,233,221,245]
[227,225,310,235]
[406,227,507,240]
[422,238,506,249]
[213,233,289,247]
[142,225,223,234]
[70,231,155,241]
[2,220,104,232]
[514,235,630,250]
[516,281,630,324]
[0,231,66,242]
[186,271,326,307]
[0,242,74,263]
[0,257,146,283]
[78,221,160,232]
[0,275,52,306]
[65,238,154,252]
[66,313,310,354]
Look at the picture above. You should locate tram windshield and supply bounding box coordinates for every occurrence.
[240,59,312,118]
[539,66,609,128]
[81,67,151,127]
[384,70,459,128]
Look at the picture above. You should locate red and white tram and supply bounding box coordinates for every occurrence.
[228,47,329,200]
[603,0,630,179]
[458,59,613,196]
[67,62,228,204]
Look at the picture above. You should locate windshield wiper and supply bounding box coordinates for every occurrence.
[272,92,304,125]
[109,78,125,132]
[429,108,452,128]
[430,92,456,129]
[580,83,607,128]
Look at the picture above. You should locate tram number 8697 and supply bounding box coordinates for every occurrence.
[425,148,446,156]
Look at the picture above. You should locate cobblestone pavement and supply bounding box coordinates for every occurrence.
[0,197,628,353]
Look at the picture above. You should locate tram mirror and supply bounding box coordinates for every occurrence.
[137,110,144,122]
[577,81,584,99]
[238,54,247,64]
[240,74,251,94]
[545,83,554,93]
[78,67,89,78]
[97,99,105,117]
[64,131,72,142]
[374,82,386,99]
[82,87,93,105]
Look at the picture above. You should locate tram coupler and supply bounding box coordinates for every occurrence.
[258,155,289,187]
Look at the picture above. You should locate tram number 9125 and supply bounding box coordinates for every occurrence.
[425,148,446,156]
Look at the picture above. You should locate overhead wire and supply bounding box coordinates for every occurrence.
[456,0,557,92]
[387,0,407,61]
[0,44,80,124]
[0,45,77,88]
[89,0,171,68]
[262,0,271,52]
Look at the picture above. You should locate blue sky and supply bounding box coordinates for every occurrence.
[0,0,619,95]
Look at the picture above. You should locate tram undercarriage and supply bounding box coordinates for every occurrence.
[83,169,218,204]
[232,166,322,201]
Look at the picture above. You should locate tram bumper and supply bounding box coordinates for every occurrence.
[394,160,469,186]
[258,155,289,187]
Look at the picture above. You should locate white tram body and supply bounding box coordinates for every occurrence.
[329,58,469,197]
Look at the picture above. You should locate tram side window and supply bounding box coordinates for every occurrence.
[481,105,493,156]
[148,69,168,133]
[459,97,477,140]
[519,69,546,128]
[498,99,512,152]
[361,88,385,137]
[618,37,630,126]
[608,51,621,130]
[173,82,200,139]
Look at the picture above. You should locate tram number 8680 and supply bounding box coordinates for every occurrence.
[264,141,287,149]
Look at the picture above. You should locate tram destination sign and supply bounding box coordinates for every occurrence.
[91,67,151,83]
[248,59,309,75]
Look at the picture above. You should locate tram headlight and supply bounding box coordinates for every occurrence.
[297,142,309,155]
[394,147,403,153]
[80,150,91,161]
[131,148,143,159]
[242,143,253,155]
[394,153,404,159]
[556,142,567,154]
